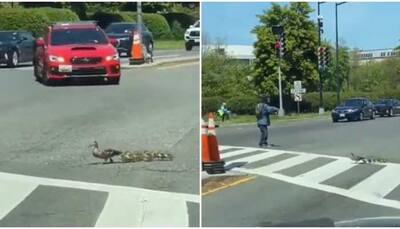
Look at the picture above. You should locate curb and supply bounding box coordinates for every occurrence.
[121,57,199,69]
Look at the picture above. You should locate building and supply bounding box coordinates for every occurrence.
[355,48,398,64]
[203,45,255,64]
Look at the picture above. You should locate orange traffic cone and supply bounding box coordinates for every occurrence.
[201,119,210,171]
[203,113,225,174]
[129,31,145,65]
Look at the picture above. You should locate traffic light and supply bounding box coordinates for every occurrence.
[318,46,325,69]
[318,15,324,34]
[279,31,285,57]
[323,46,330,67]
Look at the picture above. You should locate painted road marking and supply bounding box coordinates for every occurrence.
[221,145,400,211]
[202,176,257,196]
[0,172,198,226]
[221,148,262,160]
[0,180,38,220]
[350,164,400,198]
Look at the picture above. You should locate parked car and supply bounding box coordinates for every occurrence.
[331,98,375,122]
[374,99,400,117]
[0,31,35,67]
[33,22,121,85]
[184,20,200,51]
[105,22,153,57]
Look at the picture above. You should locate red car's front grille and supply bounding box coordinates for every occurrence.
[71,57,102,65]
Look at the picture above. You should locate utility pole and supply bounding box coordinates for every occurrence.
[272,25,285,117]
[137,2,142,37]
[278,56,284,116]
[317,2,325,114]
[335,2,346,105]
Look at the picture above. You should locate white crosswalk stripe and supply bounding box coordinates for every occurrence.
[220,145,400,210]
[0,171,198,226]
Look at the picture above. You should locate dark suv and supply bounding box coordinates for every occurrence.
[374,98,400,117]
[331,98,375,122]
[33,22,120,85]
[105,22,153,57]
[0,31,35,67]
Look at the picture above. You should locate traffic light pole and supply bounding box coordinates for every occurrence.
[278,56,284,117]
[137,2,143,38]
[317,2,324,115]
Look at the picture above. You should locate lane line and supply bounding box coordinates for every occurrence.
[0,172,198,203]
[251,154,317,174]
[297,158,357,183]
[0,180,38,220]
[202,176,257,196]
[221,148,263,160]
[350,164,400,198]
[225,151,284,168]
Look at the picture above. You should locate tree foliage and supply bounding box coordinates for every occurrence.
[252,3,319,97]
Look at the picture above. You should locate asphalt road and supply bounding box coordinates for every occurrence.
[203,116,400,227]
[0,61,199,226]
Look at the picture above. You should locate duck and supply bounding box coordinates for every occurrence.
[89,141,123,163]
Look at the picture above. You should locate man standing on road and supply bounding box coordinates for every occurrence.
[256,96,278,147]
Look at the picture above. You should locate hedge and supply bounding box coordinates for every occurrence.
[162,12,197,30]
[0,8,79,37]
[303,90,400,112]
[0,8,50,37]
[120,12,172,39]
[90,11,134,29]
[31,7,79,24]
[202,96,259,115]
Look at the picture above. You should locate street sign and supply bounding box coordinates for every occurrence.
[294,93,302,102]
[294,81,302,93]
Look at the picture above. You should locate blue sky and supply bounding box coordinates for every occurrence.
[202,2,400,50]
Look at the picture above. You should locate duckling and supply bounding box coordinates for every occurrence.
[89,141,123,163]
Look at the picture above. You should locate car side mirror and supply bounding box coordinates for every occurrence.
[109,38,119,47]
[35,38,45,47]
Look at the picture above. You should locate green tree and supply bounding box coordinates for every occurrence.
[252,2,318,97]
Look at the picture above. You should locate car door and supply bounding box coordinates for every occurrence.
[395,100,400,114]
[21,32,35,62]
[364,100,371,116]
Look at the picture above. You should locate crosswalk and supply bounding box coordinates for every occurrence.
[220,145,400,210]
[0,171,199,227]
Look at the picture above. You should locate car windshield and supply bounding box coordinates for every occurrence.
[51,28,108,46]
[0,32,17,42]
[375,99,391,105]
[340,99,363,107]
[105,24,137,34]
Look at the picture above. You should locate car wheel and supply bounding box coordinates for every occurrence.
[185,42,192,51]
[33,63,40,81]
[41,68,52,86]
[7,50,18,68]
[359,112,364,121]
[370,111,375,119]
[389,109,394,117]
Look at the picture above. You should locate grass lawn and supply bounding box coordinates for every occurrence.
[155,40,185,50]
[210,112,331,126]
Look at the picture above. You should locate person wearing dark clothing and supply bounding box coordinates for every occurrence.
[256,96,278,147]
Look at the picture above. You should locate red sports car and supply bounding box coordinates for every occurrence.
[34,22,121,85]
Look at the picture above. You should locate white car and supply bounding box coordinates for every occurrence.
[184,20,200,51]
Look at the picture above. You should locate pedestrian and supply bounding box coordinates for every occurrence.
[255,96,278,147]
[218,102,230,122]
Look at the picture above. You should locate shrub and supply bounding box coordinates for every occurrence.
[227,96,259,115]
[171,21,185,40]
[90,11,134,29]
[202,96,225,116]
[303,91,400,112]
[31,7,79,24]
[0,8,50,37]
[162,12,197,30]
[120,12,172,39]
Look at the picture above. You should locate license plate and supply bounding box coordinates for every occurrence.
[339,114,345,117]
[59,65,72,73]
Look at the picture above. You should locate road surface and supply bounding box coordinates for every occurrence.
[203,117,400,226]
[0,61,199,226]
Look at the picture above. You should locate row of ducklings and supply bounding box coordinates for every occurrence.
[120,150,174,162]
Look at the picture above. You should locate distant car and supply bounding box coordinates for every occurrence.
[331,98,375,122]
[184,20,200,51]
[33,22,121,85]
[0,31,35,67]
[105,22,153,57]
[374,99,400,117]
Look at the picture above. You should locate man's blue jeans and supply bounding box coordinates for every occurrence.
[258,124,268,146]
